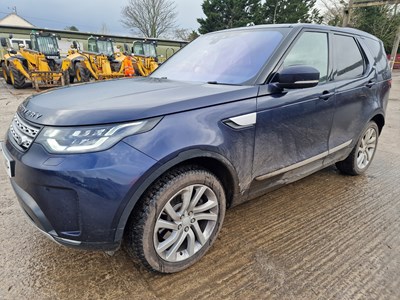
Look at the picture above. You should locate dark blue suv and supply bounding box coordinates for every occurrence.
[1,24,391,273]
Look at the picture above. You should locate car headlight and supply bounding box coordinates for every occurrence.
[36,117,162,154]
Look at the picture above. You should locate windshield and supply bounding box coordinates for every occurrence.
[143,43,157,57]
[133,43,157,57]
[97,40,114,56]
[36,36,58,55]
[151,28,287,84]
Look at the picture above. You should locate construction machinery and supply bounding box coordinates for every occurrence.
[2,31,69,90]
[67,36,131,83]
[131,40,159,76]
[66,37,160,83]
[1,36,13,84]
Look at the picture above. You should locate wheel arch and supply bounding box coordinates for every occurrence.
[370,113,385,134]
[69,56,86,69]
[8,56,27,69]
[114,149,240,242]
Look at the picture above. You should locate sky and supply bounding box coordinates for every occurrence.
[0,0,205,36]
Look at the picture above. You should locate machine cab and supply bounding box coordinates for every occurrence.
[88,36,115,57]
[30,31,61,58]
[132,41,158,60]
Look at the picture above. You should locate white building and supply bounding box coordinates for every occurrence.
[0,13,35,28]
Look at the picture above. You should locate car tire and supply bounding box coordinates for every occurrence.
[336,121,379,175]
[125,165,226,273]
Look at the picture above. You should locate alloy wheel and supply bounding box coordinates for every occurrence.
[356,127,377,169]
[153,184,219,262]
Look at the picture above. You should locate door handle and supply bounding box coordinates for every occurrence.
[319,91,334,100]
[366,80,376,88]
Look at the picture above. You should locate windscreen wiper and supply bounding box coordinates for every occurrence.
[207,81,240,86]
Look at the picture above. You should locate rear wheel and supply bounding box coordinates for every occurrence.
[75,62,90,82]
[336,121,379,175]
[62,70,70,86]
[69,71,75,83]
[125,166,226,273]
[1,61,11,84]
[9,64,26,89]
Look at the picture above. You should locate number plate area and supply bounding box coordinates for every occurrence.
[0,142,15,178]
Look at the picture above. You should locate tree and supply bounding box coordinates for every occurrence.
[320,1,400,53]
[188,30,200,41]
[121,0,177,38]
[352,5,400,52]
[197,0,261,34]
[64,25,79,31]
[320,0,348,26]
[258,0,322,24]
[174,29,200,41]
[100,23,109,34]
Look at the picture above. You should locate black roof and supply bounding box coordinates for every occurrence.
[215,23,379,41]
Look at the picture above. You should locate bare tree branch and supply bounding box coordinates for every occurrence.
[320,0,349,25]
[121,0,177,38]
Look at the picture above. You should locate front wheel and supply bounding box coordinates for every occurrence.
[75,62,90,82]
[1,61,12,84]
[62,69,70,86]
[125,166,226,273]
[336,121,379,175]
[9,65,26,89]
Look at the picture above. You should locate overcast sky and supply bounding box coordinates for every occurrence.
[0,0,328,37]
[0,0,205,36]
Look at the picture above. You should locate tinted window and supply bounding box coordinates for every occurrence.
[363,37,389,76]
[282,32,328,82]
[334,34,365,80]
[97,40,114,56]
[88,39,97,52]
[151,29,288,84]
[133,43,144,55]
[36,36,58,55]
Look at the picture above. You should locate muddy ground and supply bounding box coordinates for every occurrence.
[0,73,399,300]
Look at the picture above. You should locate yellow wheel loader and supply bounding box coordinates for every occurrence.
[131,41,159,76]
[66,38,158,82]
[2,31,69,90]
[67,36,129,83]
[1,36,13,84]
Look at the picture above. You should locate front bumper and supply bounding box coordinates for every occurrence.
[1,138,157,251]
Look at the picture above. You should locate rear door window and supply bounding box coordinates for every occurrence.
[333,34,365,80]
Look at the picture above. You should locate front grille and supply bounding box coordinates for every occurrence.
[9,114,40,151]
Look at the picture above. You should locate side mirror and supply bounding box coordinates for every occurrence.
[72,41,78,49]
[274,65,320,89]
[9,34,13,39]
[19,44,25,49]
[0,38,7,47]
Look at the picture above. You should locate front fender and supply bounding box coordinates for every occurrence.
[113,148,240,242]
